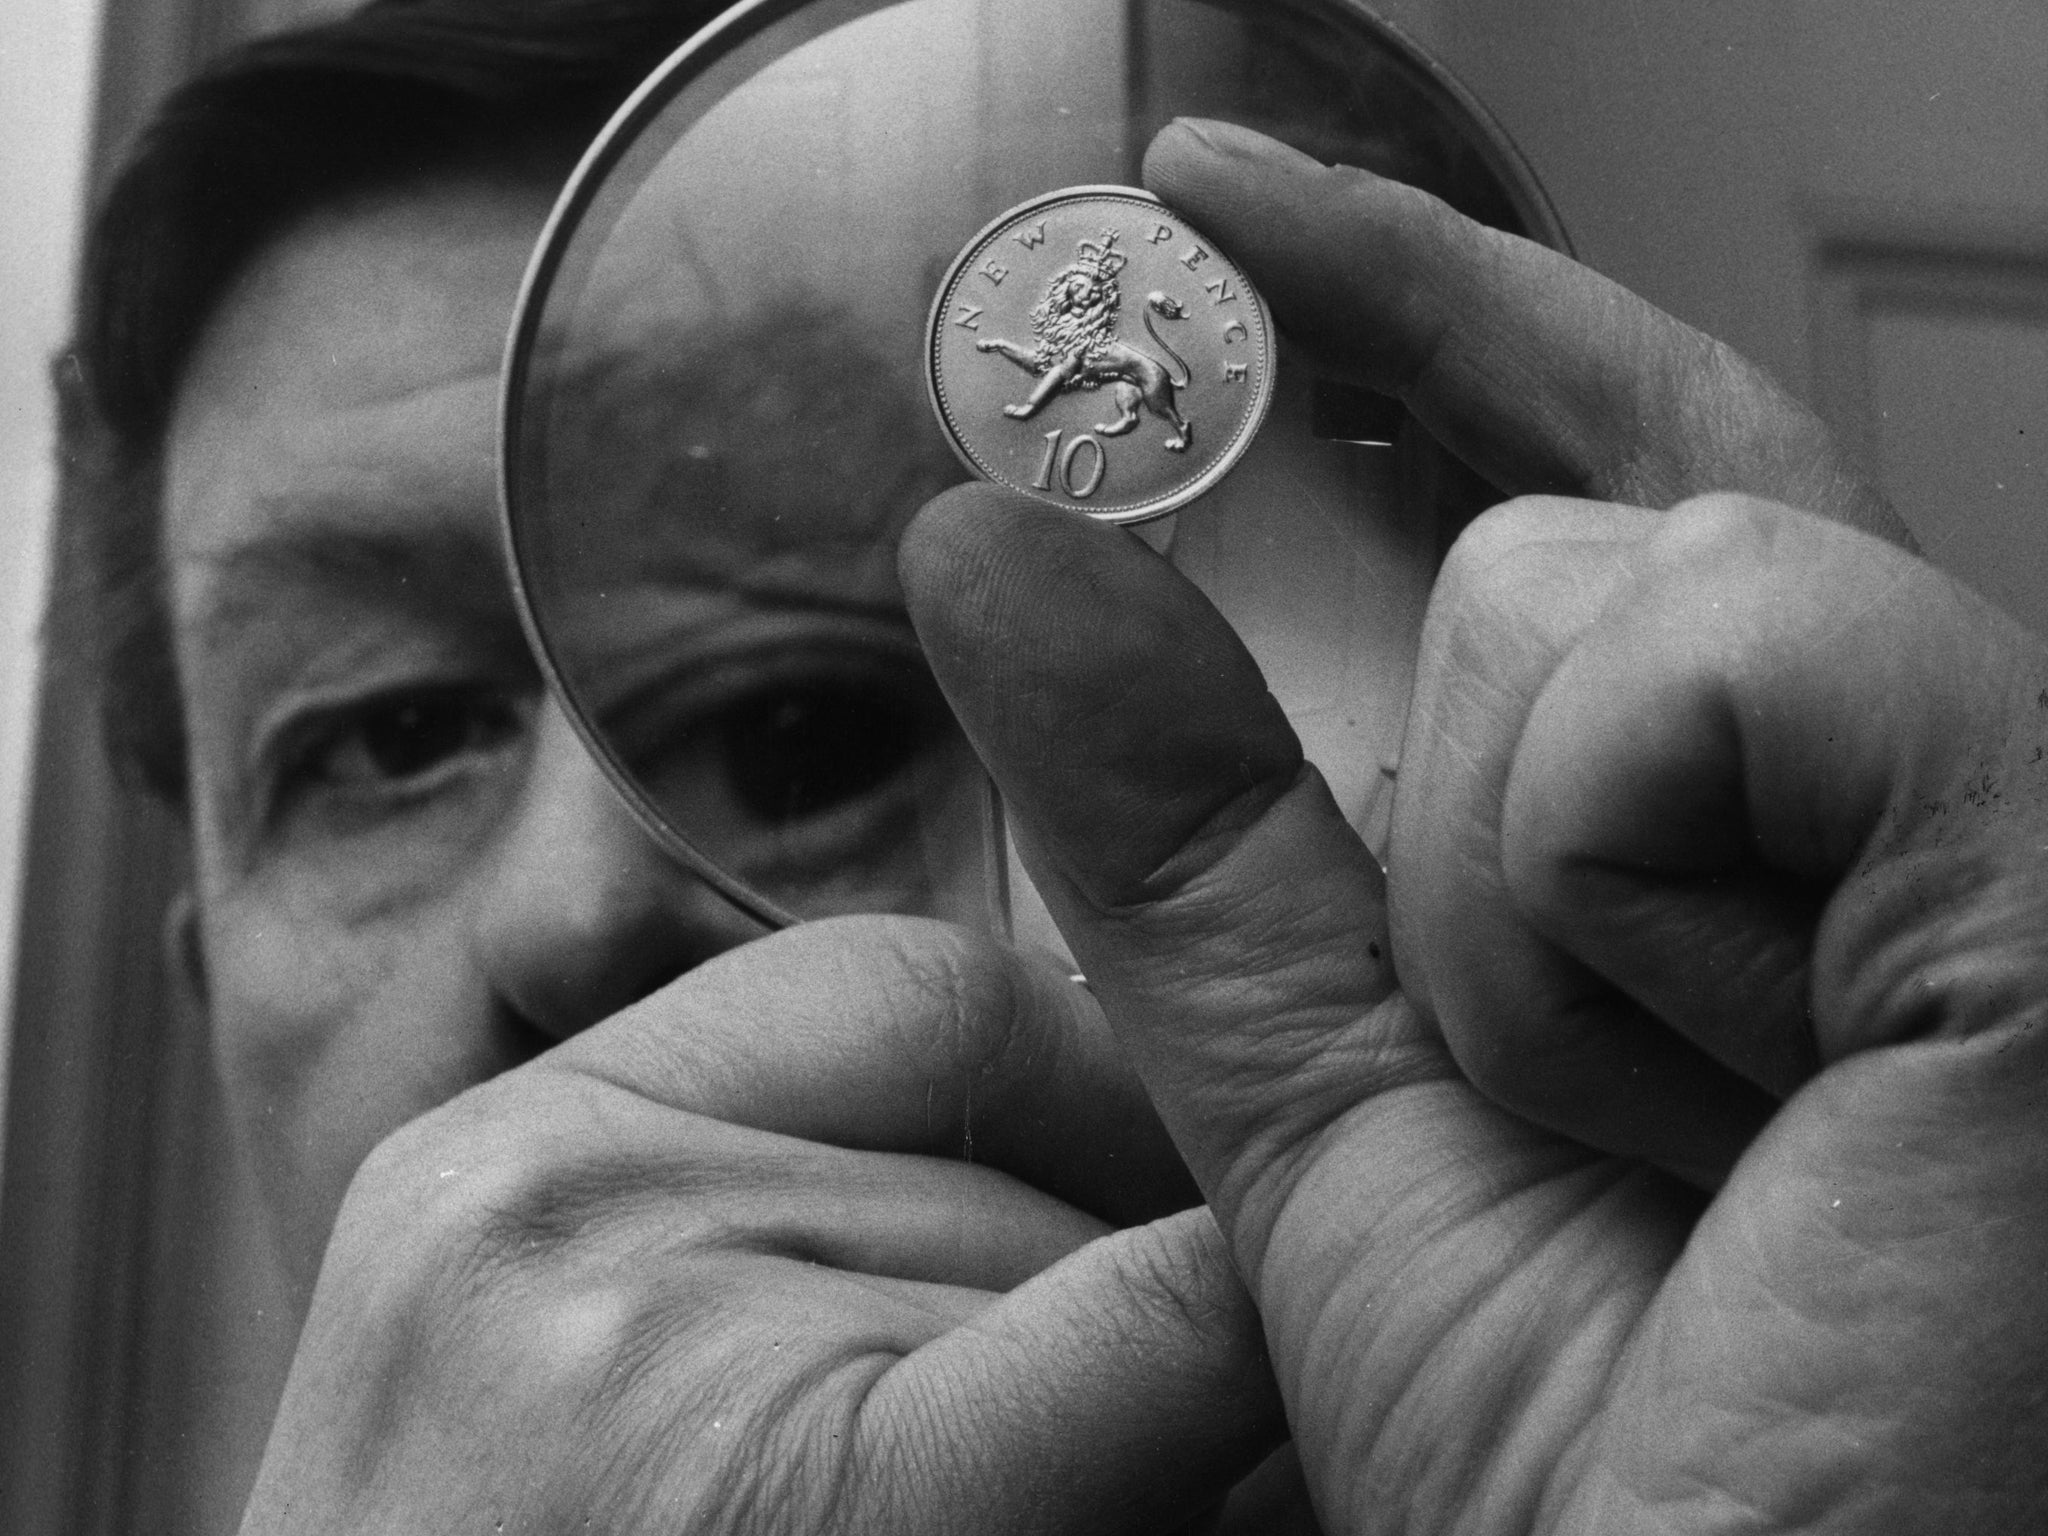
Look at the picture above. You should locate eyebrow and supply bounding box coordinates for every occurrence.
[187,510,520,654]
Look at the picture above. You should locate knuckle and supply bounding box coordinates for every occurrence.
[890,925,1026,1081]
[326,1078,708,1408]
[1434,495,1595,613]
[1420,497,1596,712]
[1649,490,1796,576]
[1113,1217,1236,1332]
[800,913,1029,1084]
[1095,1214,1257,1371]
[335,1073,617,1299]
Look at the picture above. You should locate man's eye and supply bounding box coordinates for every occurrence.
[293,686,525,792]
[712,679,940,824]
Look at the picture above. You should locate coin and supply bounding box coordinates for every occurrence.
[925,186,1275,525]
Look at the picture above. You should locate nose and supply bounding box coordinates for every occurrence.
[471,699,769,1039]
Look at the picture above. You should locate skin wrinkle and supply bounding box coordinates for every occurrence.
[1103,1216,1249,1362]
[1089,757,1313,916]
[1271,1118,1647,1530]
[320,1223,513,1502]
[1077,851,1399,1098]
[420,1109,711,1281]
[857,1355,965,1535]
[877,929,1024,1109]
[1423,535,1637,778]
[687,1314,891,1536]
[775,1352,889,1536]
[1091,887,1376,1090]
[197,611,534,866]
[1523,1288,1654,1532]
[1246,1079,1574,1314]
[1572,1351,1802,1531]
[553,593,916,710]
[450,1121,856,1278]
[1589,340,1720,508]
[1369,1189,1643,1528]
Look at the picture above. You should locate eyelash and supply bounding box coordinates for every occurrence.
[265,681,531,828]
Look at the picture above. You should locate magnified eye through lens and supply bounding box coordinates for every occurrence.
[715,677,942,824]
[592,613,981,914]
[608,641,954,839]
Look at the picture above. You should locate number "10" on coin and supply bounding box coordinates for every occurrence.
[1031,428,1107,500]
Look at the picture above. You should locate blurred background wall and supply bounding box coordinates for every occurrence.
[1432,0,2048,634]
[0,0,101,1171]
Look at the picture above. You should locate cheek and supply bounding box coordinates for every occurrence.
[199,881,514,1277]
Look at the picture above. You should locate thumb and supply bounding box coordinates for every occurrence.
[899,481,1445,1259]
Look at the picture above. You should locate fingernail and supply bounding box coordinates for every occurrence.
[1167,117,1320,169]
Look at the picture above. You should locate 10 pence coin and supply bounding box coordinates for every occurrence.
[926,186,1275,525]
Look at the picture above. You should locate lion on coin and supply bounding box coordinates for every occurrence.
[975,231,1194,452]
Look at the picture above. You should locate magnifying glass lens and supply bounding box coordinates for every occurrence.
[503,0,1561,932]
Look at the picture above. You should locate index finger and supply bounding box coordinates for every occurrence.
[1144,118,1911,546]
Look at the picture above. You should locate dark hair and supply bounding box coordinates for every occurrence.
[64,0,728,804]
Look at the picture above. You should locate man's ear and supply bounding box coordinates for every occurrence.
[162,887,209,1022]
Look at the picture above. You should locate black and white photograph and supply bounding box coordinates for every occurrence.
[2,1,2045,1530]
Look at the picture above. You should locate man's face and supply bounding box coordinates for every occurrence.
[163,175,768,1287]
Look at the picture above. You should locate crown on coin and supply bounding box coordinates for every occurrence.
[1073,230,1129,280]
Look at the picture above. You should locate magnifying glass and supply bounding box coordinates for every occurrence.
[501,0,1565,938]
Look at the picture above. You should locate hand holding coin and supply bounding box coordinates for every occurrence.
[900,123,2047,1536]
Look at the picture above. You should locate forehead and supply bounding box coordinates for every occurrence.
[163,175,556,576]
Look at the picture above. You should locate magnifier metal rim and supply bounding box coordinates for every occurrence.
[497,0,1573,932]
[499,0,838,932]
